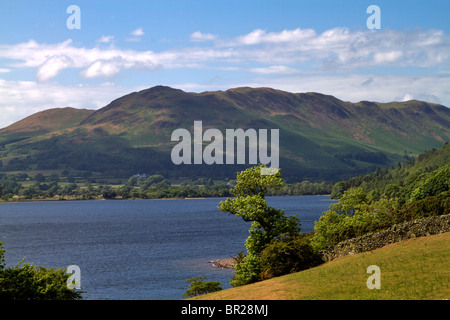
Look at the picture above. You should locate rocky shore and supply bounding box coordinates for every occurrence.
[209,258,235,269]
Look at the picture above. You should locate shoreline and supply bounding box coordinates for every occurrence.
[0,194,333,205]
[209,258,235,269]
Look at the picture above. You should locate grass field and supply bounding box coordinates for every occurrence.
[194,232,450,300]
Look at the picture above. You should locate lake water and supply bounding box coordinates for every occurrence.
[0,196,336,300]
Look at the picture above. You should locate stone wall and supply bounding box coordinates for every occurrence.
[321,214,450,262]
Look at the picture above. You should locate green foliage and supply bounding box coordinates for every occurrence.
[312,186,403,251]
[183,275,222,298]
[330,181,347,199]
[218,165,302,286]
[331,143,450,203]
[0,171,333,202]
[230,165,285,197]
[259,234,323,280]
[230,254,262,287]
[0,242,82,300]
[392,190,449,222]
[409,165,450,202]
[312,144,450,251]
[0,244,5,271]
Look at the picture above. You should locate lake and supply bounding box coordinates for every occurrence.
[0,196,336,300]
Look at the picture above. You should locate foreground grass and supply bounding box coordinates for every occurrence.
[195,232,450,300]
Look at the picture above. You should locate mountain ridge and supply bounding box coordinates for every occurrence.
[0,86,448,182]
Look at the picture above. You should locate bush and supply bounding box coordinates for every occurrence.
[311,187,449,251]
[0,242,82,300]
[259,234,323,280]
[310,188,395,251]
[183,275,222,298]
[408,165,449,202]
[230,254,262,287]
[390,190,450,223]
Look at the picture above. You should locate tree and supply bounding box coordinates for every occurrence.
[310,187,395,251]
[409,165,449,202]
[34,173,46,182]
[330,181,347,199]
[259,234,323,279]
[218,165,301,286]
[183,275,222,298]
[101,185,117,199]
[0,242,82,300]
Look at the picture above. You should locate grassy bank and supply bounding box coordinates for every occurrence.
[194,232,450,300]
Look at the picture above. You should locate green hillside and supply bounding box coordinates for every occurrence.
[330,142,450,201]
[0,86,448,181]
[311,142,449,252]
[194,232,450,300]
[194,144,450,300]
[0,107,94,143]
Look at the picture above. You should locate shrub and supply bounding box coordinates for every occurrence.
[310,188,395,251]
[230,254,262,287]
[0,242,82,300]
[409,165,449,202]
[183,275,222,298]
[312,187,449,252]
[259,234,323,280]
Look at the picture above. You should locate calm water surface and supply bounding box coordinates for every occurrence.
[0,196,336,300]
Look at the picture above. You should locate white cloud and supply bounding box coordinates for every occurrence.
[80,59,122,78]
[190,31,217,42]
[0,26,449,125]
[373,51,403,64]
[126,28,145,42]
[36,55,73,81]
[1,27,449,81]
[0,79,136,128]
[131,27,144,37]
[249,65,298,75]
[402,93,414,101]
[97,35,115,43]
[175,73,450,107]
[233,28,317,46]
[0,39,163,80]
[242,74,450,105]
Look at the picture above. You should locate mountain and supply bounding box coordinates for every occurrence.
[0,107,94,143]
[0,86,449,182]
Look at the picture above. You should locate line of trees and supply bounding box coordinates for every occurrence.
[0,172,332,202]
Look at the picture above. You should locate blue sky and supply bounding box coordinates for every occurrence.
[0,0,449,127]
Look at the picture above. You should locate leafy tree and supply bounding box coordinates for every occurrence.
[218,165,301,286]
[183,275,222,298]
[259,234,323,279]
[0,242,82,300]
[144,174,165,186]
[311,187,395,251]
[311,163,449,251]
[100,185,117,199]
[330,181,347,199]
[409,165,449,202]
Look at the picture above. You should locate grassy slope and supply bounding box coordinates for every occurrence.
[0,107,94,136]
[194,232,450,300]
